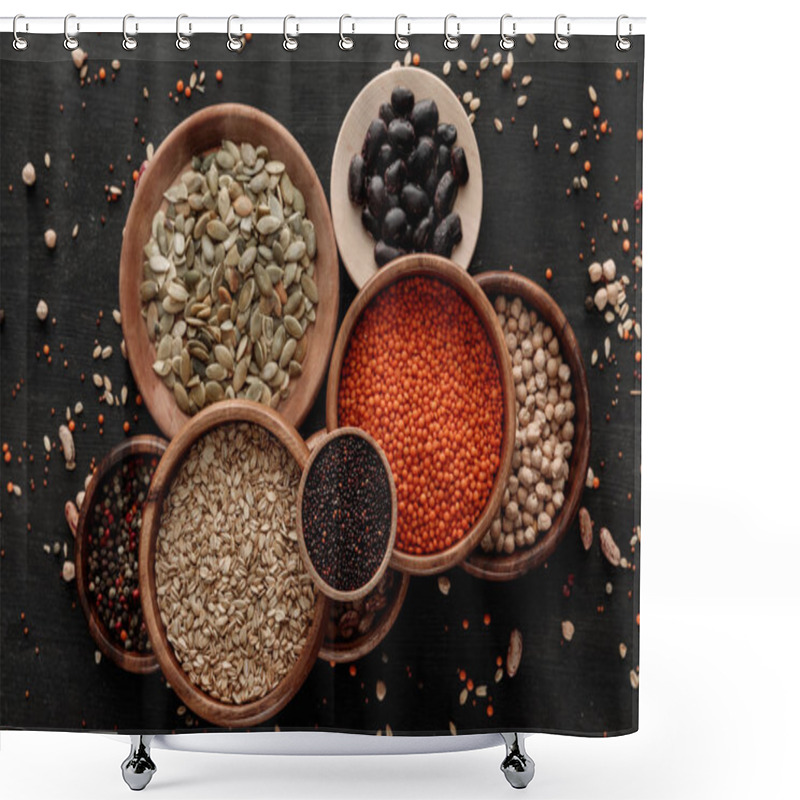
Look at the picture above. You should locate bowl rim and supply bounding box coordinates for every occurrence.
[462,270,592,581]
[138,399,328,727]
[330,66,483,290]
[318,570,411,664]
[74,435,168,674]
[297,426,398,603]
[119,102,339,441]
[325,254,516,577]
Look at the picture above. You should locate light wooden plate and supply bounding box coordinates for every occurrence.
[119,103,339,440]
[330,67,483,289]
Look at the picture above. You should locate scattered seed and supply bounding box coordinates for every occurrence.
[457,59,468,72]
[443,60,451,76]
[599,527,621,566]
[630,669,639,689]
[92,345,102,360]
[479,56,490,71]
[588,85,598,103]
[72,223,80,239]
[44,229,57,249]
[532,123,538,141]
[469,97,481,112]
[22,162,36,186]
[569,141,579,155]
[95,650,102,665]
[459,687,468,705]
[44,152,51,169]
[562,117,573,130]
[62,561,76,582]
[494,118,503,133]
[43,435,51,452]
[619,643,628,659]
[36,299,48,321]
[591,349,598,366]
[561,620,575,642]
[64,501,79,536]
[494,667,503,683]
[376,680,387,702]
[605,581,613,595]
[516,95,528,108]
[604,336,611,359]
[58,424,76,470]
[492,52,502,66]
[525,33,536,45]
[74,401,83,415]
[71,47,87,69]
[507,628,523,677]
[578,507,593,550]
[438,575,451,596]
[501,63,512,81]
[449,721,457,735]
[475,684,487,698]
[470,33,481,51]
[101,345,113,360]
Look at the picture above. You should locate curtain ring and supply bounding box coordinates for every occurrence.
[616,15,631,51]
[394,15,410,51]
[554,14,570,51]
[339,15,354,50]
[122,15,138,51]
[176,14,191,50]
[443,14,459,51]
[63,14,79,51]
[227,15,244,52]
[12,15,28,51]
[499,14,515,50]
[283,16,298,51]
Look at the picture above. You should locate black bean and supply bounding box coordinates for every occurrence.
[375,240,406,267]
[348,153,367,204]
[367,175,388,219]
[379,101,395,126]
[391,86,415,117]
[373,143,395,178]
[384,159,407,195]
[451,146,469,185]
[410,99,439,137]
[400,183,430,220]
[424,170,439,200]
[382,207,408,245]
[387,118,415,156]
[362,119,388,169]
[413,211,434,250]
[436,122,458,146]
[432,213,462,258]
[436,144,452,179]
[434,171,458,218]
[407,136,436,182]
[361,207,380,239]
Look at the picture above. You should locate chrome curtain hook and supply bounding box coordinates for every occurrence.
[227,15,244,52]
[554,14,570,51]
[394,15,410,50]
[500,14,515,50]
[12,14,28,51]
[283,16,298,51]
[444,14,460,51]
[339,15,354,50]
[616,15,631,51]
[176,14,191,50]
[122,15,138,51]
[63,14,79,51]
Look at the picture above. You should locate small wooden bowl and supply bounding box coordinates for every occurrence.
[75,435,167,674]
[139,400,328,728]
[119,103,339,440]
[463,271,592,581]
[330,67,483,289]
[297,427,397,603]
[319,570,411,664]
[326,254,516,576]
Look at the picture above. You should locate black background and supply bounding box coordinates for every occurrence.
[0,33,642,737]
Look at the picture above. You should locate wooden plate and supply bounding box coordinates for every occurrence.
[325,254,515,577]
[119,103,339,440]
[75,435,167,674]
[139,400,328,727]
[297,427,397,603]
[462,271,592,581]
[330,67,483,289]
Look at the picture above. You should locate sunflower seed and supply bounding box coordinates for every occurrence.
[507,629,522,677]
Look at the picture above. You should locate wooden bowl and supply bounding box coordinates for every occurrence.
[119,103,339,440]
[326,254,516,576]
[330,67,483,289]
[319,570,410,664]
[75,435,167,674]
[139,400,328,727]
[463,271,592,581]
[297,427,397,603]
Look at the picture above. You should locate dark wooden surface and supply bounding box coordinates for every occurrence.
[0,33,643,737]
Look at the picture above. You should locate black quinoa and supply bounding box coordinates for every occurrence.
[302,433,393,593]
[86,454,157,652]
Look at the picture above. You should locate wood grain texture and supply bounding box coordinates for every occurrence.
[318,571,411,664]
[325,254,516,576]
[74,435,168,675]
[330,67,483,289]
[119,103,340,440]
[462,271,592,581]
[297,426,397,603]
[138,400,328,728]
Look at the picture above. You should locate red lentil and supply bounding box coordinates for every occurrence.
[338,277,503,555]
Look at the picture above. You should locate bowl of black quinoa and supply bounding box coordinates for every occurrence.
[298,428,397,602]
[75,435,167,674]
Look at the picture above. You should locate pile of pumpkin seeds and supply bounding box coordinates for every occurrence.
[140,139,319,414]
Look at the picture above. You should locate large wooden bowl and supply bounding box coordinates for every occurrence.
[139,400,328,728]
[463,271,592,581]
[75,435,167,674]
[326,254,516,576]
[330,67,483,289]
[120,103,339,440]
[319,570,410,664]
